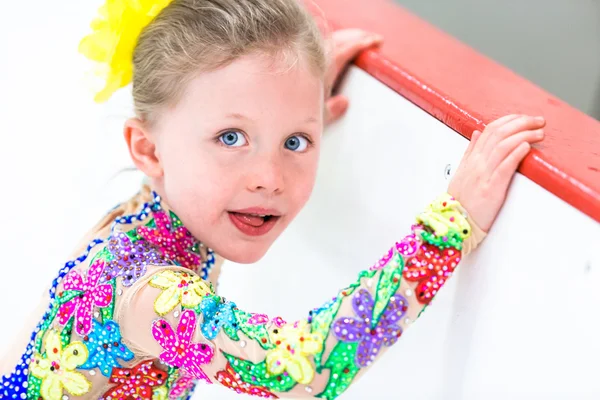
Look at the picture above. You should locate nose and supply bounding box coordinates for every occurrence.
[247,153,285,194]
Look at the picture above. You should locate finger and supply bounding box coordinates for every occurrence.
[330,30,383,75]
[463,130,482,159]
[487,129,544,171]
[491,142,531,185]
[483,115,545,155]
[477,114,522,152]
[484,114,522,131]
[324,95,349,125]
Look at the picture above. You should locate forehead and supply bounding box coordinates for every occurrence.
[176,53,325,122]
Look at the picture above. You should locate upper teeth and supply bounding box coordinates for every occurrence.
[249,214,267,217]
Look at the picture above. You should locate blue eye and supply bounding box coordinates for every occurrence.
[219,131,247,147]
[285,135,309,152]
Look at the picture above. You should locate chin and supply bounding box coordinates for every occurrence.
[212,240,272,264]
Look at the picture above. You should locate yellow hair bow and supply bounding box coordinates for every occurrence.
[79,0,173,103]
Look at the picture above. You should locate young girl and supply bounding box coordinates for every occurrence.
[0,0,546,399]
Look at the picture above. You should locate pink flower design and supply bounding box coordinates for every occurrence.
[370,232,420,271]
[152,309,214,383]
[248,313,286,328]
[137,211,201,269]
[57,259,113,335]
[168,370,197,399]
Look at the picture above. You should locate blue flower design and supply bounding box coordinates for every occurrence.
[199,296,239,340]
[79,320,134,377]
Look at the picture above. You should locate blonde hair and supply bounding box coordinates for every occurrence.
[132,0,327,124]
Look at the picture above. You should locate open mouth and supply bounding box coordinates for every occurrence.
[228,211,281,236]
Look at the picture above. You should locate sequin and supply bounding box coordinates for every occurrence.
[223,353,296,393]
[151,309,214,383]
[79,320,134,377]
[199,295,239,340]
[167,370,197,399]
[29,331,91,399]
[317,342,360,399]
[149,270,213,316]
[152,385,168,400]
[265,320,323,385]
[216,362,278,398]
[233,310,274,350]
[102,360,167,400]
[138,210,202,269]
[57,259,114,336]
[403,242,462,304]
[247,313,287,328]
[332,289,406,367]
[395,232,420,257]
[416,193,470,240]
[102,232,169,286]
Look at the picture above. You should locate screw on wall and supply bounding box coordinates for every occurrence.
[584,261,592,274]
[444,164,452,180]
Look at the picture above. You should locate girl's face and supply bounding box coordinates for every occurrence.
[144,53,324,263]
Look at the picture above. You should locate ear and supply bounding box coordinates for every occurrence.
[123,118,163,178]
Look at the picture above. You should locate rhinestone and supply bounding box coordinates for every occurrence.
[89,370,96,376]
[117,289,123,296]
[240,340,247,348]
[93,312,100,318]
[305,386,313,393]
[366,279,373,288]
[173,311,180,318]
[405,289,413,297]
[62,396,69,400]
[405,318,412,325]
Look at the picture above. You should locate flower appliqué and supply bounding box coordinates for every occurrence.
[149,270,213,316]
[138,210,201,269]
[57,259,113,335]
[103,360,168,400]
[152,309,214,383]
[79,320,134,377]
[30,330,91,398]
[265,321,323,385]
[332,289,407,367]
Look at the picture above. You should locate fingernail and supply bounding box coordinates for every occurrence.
[536,130,545,139]
[536,116,545,123]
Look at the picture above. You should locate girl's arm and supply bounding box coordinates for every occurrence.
[117,114,545,399]
[117,194,484,399]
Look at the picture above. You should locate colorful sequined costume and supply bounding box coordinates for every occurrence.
[0,185,485,399]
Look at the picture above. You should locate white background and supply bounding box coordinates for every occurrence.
[1,1,600,399]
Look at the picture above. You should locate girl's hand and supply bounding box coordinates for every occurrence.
[325,29,383,125]
[448,115,546,232]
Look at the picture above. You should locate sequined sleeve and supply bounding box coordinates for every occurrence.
[120,193,485,399]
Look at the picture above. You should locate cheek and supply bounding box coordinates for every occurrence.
[286,154,319,212]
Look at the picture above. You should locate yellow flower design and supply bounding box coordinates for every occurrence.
[149,270,214,316]
[153,386,168,400]
[417,193,471,239]
[79,0,173,102]
[30,331,91,399]
[265,320,323,385]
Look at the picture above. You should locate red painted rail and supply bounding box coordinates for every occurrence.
[309,0,600,223]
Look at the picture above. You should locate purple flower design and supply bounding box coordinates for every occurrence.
[102,232,169,286]
[332,289,407,367]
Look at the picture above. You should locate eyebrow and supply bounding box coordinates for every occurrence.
[225,113,319,124]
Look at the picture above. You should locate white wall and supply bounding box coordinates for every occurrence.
[1,1,599,399]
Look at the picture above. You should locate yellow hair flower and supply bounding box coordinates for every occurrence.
[79,0,173,102]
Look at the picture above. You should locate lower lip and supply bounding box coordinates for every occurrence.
[228,212,280,236]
